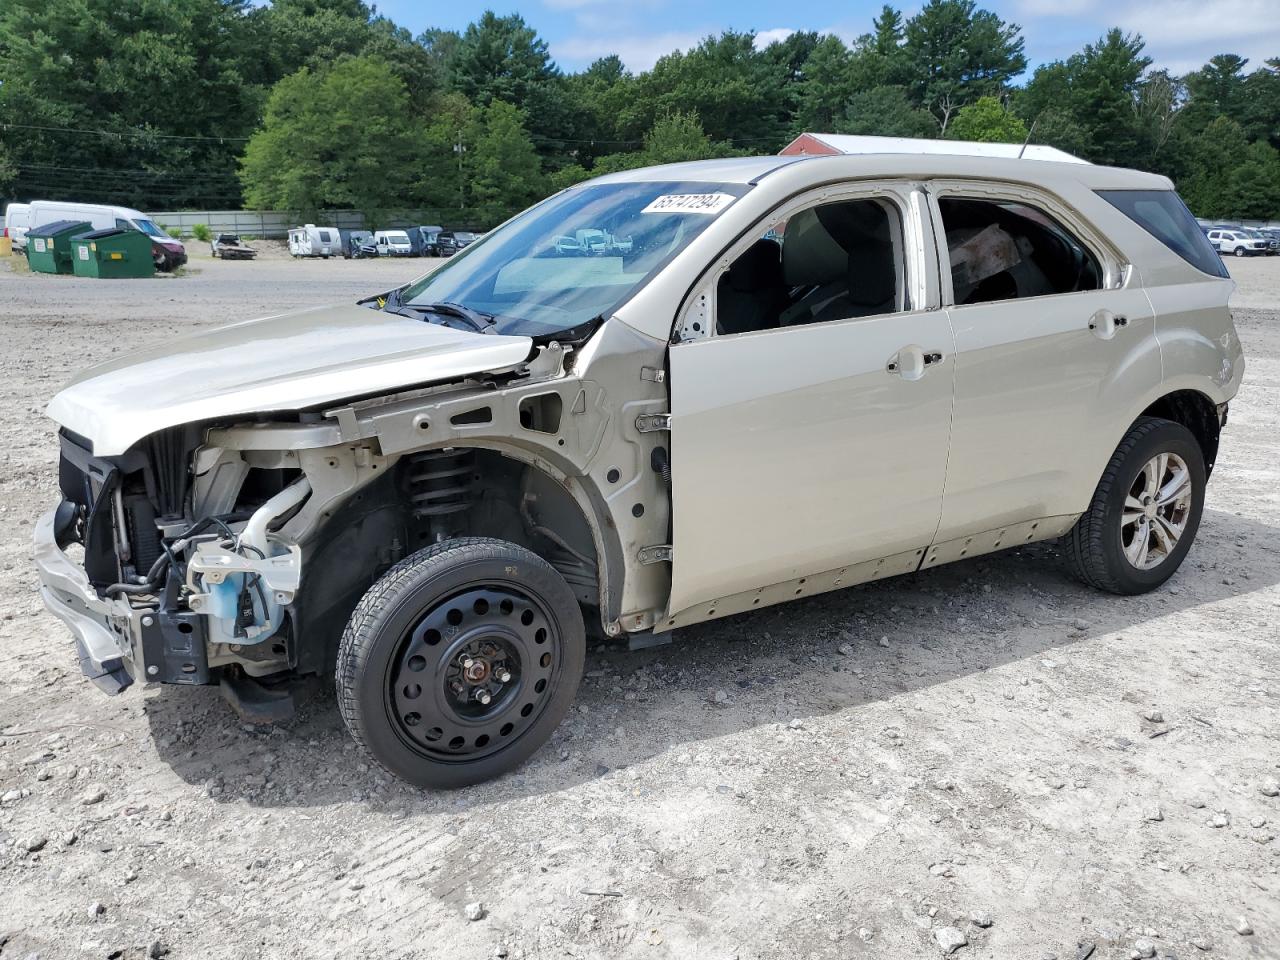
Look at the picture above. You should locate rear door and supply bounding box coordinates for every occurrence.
[666,181,955,619]
[926,182,1162,544]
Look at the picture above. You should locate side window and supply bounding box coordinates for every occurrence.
[938,197,1102,306]
[115,218,130,229]
[716,197,905,336]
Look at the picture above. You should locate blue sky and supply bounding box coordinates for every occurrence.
[375,0,1280,77]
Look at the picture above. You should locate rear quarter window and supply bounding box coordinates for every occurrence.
[1097,189,1228,279]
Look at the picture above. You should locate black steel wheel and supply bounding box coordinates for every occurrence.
[337,538,585,788]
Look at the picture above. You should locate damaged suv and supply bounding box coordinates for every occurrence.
[36,153,1243,787]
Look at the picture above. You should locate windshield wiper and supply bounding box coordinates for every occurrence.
[413,301,498,335]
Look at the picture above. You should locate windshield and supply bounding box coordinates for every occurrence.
[132,218,169,240]
[387,232,410,242]
[400,180,749,337]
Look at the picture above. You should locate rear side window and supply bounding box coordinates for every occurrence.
[937,197,1102,305]
[1097,189,1228,279]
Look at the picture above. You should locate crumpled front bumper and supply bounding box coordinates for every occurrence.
[33,508,141,694]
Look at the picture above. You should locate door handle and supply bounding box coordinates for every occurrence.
[887,345,943,381]
[1088,310,1128,340]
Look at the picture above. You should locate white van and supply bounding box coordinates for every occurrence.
[373,230,413,257]
[4,203,31,251]
[288,224,339,258]
[27,200,187,270]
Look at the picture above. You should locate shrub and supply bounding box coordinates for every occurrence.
[191,223,212,243]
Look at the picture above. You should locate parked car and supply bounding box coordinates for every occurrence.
[340,230,376,259]
[26,200,185,270]
[435,230,477,256]
[373,230,413,257]
[1245,227,1280,254]
[288,224,339,258]
[414,225,444,257]
[552,234,582,256]
[4,202,32,252]
[35,152,1243,789]
[210,234,256,260]
[1206,227,1267,257]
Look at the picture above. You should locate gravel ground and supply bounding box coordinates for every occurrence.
[0,252,1277,960]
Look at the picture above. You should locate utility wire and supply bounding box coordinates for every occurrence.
[4,119,786,149]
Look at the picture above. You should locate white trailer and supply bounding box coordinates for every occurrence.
[288,224,339,258]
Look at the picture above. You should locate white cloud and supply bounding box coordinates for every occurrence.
[1017,0,1280,72]
[554,30,707,71]
[753,28,796,49]
[1014,0,1100,16]
[1115,0,1280,68]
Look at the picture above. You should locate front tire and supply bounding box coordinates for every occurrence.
[1064,417,1205,595]
[1234,246,1247,257]
[336,538,585,788]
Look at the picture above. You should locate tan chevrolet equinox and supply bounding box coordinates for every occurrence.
[36,151,1244,787]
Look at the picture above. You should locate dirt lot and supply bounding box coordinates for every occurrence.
[0,252,1277,960]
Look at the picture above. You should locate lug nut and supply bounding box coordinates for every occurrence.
[474,689,492,706]
[496,669,512,684]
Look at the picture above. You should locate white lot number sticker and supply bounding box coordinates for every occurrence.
[641,193,735,215]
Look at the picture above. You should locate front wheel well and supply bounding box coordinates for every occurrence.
[1141,390,1221,475]
[289,448,605,679]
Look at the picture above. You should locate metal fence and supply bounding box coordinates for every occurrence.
[144,208,510,239]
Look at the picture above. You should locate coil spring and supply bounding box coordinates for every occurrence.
[405,448,476,519]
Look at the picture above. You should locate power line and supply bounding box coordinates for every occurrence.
[4,119,784,150]
[0,121,250,143]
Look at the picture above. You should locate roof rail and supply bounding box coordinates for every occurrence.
[781,133,1088,164]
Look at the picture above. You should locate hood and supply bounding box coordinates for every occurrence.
[48,303,534,455]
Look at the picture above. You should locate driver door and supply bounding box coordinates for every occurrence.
[665,184,955,619]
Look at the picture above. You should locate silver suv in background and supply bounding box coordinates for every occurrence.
[35,151,1243,788]
[1207,227,1268,256]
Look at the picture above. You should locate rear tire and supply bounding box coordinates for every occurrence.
[1064,417,1205,595]
[336,538,585,788]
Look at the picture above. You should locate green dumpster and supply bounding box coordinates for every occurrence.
[71,228,155,279]
[26,220,92,275]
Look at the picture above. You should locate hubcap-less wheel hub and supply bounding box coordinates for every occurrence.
[1121,452,1192,570]
[389,586,558,760]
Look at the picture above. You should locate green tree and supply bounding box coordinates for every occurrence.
[1239,62,1280,148]
[628,32,790,146]
[564,55,637,165]
[239,55,422,219]
[449,12,572,152]
[901,0,1027,132]
[417,91,474,210]
[1019,29,1152,167]
[836,86,936,138]
[0,143,15,196]
[249,0,375,82]
[462,100,547,219]
[763,30,821,85]
[1220,141,1280,218]
[1166,116,1250,218]
[946,96,1027,142]
[1183,54,1249,127]
[0,0,261,206]
[792,36,854,132]
[593,111,739,174]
